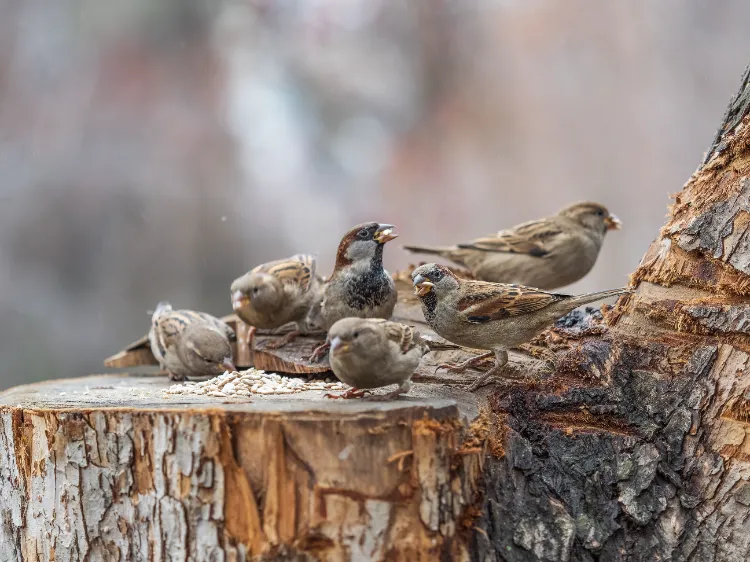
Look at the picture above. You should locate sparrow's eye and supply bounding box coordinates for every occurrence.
[357,229,369,239]
[352,331,360,339]
[252,287,259,295]
[597,210,605,216]
[432,270,443,280]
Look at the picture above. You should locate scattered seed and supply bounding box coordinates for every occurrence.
[163,368,350,399]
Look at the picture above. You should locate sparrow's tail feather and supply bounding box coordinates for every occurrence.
[569,287,633,307]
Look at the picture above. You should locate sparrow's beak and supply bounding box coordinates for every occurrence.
[412,274,435,296]
[604,214,622,231]
[373,224,398,244]
[232,290,250,310]
[330,336,352,357]
[222,357,237,373]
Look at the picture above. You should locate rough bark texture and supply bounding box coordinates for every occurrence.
[6,64,750,562]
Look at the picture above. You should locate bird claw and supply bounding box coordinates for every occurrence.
[467,378,493,392]
[435,351,493,375]
[467,366,504,392]
[308,342,330,363]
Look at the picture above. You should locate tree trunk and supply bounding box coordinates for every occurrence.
[471,64,750,562]
[3,66,750,562]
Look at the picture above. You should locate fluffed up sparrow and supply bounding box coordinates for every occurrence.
[327,318,427,400]
[149,302,236,381]
[310,222,399,361]
[231,254,323,348]
[411,264,631,391]
[403,201,621,289]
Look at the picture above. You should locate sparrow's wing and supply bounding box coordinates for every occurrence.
[195,312,237,342]
[457,281,569,323]
[252,254,317,292]
[458,217,564,257]
[382,321,423,354]
[153,312,190,357]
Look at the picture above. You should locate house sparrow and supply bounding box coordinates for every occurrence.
[411,264,631,391]
[149,302,236,381]
[310,222,399,361]
[230,254,323,348]
[327,318,427,399]
[403,202,621,289]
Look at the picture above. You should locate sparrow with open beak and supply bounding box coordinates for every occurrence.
[404,202,621,289]
[230,254,324,348]
[148,302,237,381]
[327,317,427,399]
[411,264,631,391]
[309,222,399,361]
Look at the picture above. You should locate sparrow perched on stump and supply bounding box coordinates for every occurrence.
[411,264,631,391]
[149,302,236,381]
[310,222,399,361]
[231,254,323,348]
[327,318,427,400]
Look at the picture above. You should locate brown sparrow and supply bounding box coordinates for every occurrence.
[310,222,399,361]
[149,302,236,381]
[403,202,621,289]
[231,254,323,348]
[411,264,631,391]
[327,318,426,399]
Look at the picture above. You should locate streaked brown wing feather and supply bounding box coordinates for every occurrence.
[195,312,236,342]
[252,254,316,292]
[157,310,235,353]
[154,313,185,355]
[458,218,563,257]
[457,282,568,320]
[382,321,421,354]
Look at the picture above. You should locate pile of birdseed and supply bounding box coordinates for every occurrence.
[163,368,348,398]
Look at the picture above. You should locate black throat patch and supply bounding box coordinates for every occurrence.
[344,245,391,310]
[420,291,438,324]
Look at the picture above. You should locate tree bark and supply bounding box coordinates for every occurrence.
[4,65,750,562]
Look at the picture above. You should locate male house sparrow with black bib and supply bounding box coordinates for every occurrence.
[327,318,427,400]
[149,302,236,381]
[411,264,631,391]
[404,202,621,289]
[310,222,399,361]
[231,254,323,348]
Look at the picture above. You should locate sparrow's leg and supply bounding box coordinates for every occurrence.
[468,349,508,391]
[309,341,330,362]
[325,388,367,399]
[263,330,301,350]
[365,380,412,401]
[436,351,493,374]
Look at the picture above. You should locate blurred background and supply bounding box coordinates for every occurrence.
[1,0,749,389]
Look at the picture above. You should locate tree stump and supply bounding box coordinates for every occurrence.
[0,374,491,561]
